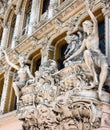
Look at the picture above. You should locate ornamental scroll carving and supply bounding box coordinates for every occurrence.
[0,1,109,130]
[16,58,107,130]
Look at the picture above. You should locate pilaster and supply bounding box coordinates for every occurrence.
[1,24,9,49]
[0,68,13,113]
[11,9,22,49]
[48,0,58,19]
[28,0,40,36]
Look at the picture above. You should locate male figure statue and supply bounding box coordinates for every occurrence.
[64,1,108,98]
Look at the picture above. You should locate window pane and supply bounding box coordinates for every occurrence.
[98,21,105,54]
[42,0,50,14]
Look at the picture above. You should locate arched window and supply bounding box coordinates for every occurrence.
[22,0,32,35]
[51,33,68,70]
[29,50,41,75]
[8,14,16,48]
[55,41,67,70]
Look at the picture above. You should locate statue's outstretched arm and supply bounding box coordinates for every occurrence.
[88,9,98,34]
[27,66,34,79]
[85,0,98,34]
[65,40,86,62]
[3,50,19,70]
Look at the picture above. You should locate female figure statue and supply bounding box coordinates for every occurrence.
[3,50,34,103]
[64,1,108,97]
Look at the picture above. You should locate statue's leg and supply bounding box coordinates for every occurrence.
[83,50,98,86]
[98,62,108,97]
[13,82,22,103]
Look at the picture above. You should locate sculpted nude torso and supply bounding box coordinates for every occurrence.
[3,50,34,103]
[65,2,108,97]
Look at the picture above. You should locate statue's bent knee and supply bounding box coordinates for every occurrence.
[83,50,91,59]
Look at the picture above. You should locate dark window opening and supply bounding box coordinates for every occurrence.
[36,58,41,70]
[57,44,67,70]
[98,21,105,54]
[42,0,50,14]
[14,98,17,110]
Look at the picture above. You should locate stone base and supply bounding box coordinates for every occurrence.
[17,61,110,130]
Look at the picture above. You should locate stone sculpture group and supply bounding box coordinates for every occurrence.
[0,1,110,130]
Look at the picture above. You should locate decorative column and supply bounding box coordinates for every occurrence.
[0,24,8,49]
[102,5,110,65]
[11,9,22,49]
[28,0,40,36]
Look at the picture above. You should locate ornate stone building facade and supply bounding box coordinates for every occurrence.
[0,0,110,130]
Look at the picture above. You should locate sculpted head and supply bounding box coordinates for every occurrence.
[82,20,93,34]
[65,31,79,44]
[65,31,72,43]
[72,34,79,41]
[18,55,26,67]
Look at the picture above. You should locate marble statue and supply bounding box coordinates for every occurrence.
[40,42,49,67]
[2,50,35,103]
[64,31,82,66]
[64,1,108,97]
[64,31,82,59]
[13,1,110,130]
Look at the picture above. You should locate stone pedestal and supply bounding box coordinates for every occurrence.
[16,62,110,130]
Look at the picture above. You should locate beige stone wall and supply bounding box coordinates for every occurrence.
[0,111,22,130]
